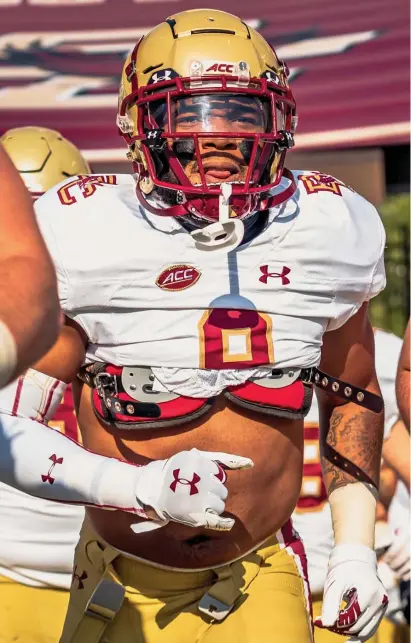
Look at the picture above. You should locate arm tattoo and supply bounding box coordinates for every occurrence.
[320,406,383,495]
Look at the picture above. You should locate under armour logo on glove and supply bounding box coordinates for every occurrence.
[259,265,291,285]
[320,588,363,632]
[72,566,88,590]
[131,448,253,533]
[41,453,63,484]
[170,469,201,495]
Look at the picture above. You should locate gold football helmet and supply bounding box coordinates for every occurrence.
[118,9,297,223]
[0,126,90,199]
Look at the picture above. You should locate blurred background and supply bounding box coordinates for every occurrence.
[0,0,409,335]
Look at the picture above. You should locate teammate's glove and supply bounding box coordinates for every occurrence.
[315,544,388,642]
[130,448,253,533]
[382,527,411,582]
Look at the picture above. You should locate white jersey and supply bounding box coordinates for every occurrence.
[35,170,385,397]
[0,389,84,589]
[292,329,403,595]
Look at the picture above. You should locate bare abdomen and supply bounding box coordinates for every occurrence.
[75,384,304,568]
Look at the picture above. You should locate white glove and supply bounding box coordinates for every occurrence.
[130,448,253,533]
[315,544,389,642]
[382,527,411,582]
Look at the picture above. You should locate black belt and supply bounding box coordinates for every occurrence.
[300,367,383,413]
[78,363,383,415]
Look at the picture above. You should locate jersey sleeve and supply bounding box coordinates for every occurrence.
[35,191,70,311]
[325,189,386,331]
[33,175,88,314]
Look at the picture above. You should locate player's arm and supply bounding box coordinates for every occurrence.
[0,147,60,387]
[315,302,388,637]
[382,418,410,488]
[0,319,251,532]
[318,302,382,546]
[396,319,410,431]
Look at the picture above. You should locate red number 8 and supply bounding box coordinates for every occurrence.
[198,308,274,369]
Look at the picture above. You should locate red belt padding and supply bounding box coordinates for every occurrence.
[89,365,213,430]
[224,379,313,419]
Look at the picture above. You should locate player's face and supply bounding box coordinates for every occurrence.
[150,94,270,186]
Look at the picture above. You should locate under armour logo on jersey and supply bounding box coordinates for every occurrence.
[72,566,88,590]
[41,454,64,484]
[169,469,201,495]
[148,68,179,84]
[259,265,291,285]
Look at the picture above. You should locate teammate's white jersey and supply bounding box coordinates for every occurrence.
[35,171,385,393]
[292,329,404,595]
[0,389,84,588]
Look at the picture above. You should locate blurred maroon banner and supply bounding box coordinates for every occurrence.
[0,0,409,162]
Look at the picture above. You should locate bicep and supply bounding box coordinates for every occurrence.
[33,317,87,383]
[319,302,379,396]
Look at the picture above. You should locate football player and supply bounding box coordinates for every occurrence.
[0,145,59,387]
[293,328,410,642]
[396,319,410,431]
[0,10,389,643]
[0,126,90,643]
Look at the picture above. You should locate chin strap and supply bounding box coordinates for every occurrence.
[190,184,245,251]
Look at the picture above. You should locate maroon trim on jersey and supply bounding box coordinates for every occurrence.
[12,376,24,416]
[40,379,61,423]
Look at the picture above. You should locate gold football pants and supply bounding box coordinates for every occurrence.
[0,574,69,643]
[60,518,313,643]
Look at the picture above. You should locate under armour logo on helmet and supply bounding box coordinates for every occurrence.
[259,265,291,285]
[148,68,179,85]
[170,469,201,495]
[260,70,280,84]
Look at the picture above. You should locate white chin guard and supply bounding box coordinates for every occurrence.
[191,184,245,252]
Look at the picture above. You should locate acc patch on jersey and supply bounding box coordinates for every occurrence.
[299,173,349,196]
[156,264,201,291]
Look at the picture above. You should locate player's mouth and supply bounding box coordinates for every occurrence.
[203,159,242,181]
[199,154,246,184]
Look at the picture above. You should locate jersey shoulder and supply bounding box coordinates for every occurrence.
[34,174,144,310]
[35,173,137,223]
[292,168,382,226]
[290,169,386,277]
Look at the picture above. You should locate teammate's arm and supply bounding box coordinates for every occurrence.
[382,418,410,488]
[315,302,388,638]
[318,302,382,544]
[0,319,251,532]
[396,319,410,431]
[0,146,60,386]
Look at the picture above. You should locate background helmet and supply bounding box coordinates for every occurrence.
[0,126,90,199]
[117,9,297,222]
